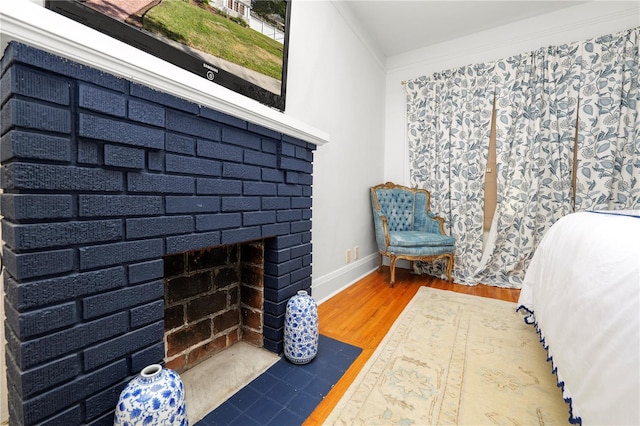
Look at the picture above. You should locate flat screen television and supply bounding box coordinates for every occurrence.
[45,0,291,111]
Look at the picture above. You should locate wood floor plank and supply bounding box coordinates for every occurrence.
[303,267,521,425]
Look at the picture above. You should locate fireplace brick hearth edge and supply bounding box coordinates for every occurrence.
[0,42,316,426]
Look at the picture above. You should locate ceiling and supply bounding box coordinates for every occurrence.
[341,1,589,57]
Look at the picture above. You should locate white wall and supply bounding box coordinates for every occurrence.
[384,1,640,186]
[286,1,386,302]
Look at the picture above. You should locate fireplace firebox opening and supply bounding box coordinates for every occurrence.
[163,241,265,373]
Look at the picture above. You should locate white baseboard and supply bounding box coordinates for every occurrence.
[313,253,378,304]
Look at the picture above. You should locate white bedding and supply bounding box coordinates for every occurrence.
[518,211,640,425]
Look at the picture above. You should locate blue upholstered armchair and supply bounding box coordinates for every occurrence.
[370,182,455,286]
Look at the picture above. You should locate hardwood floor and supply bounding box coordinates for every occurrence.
[303,267,521,425]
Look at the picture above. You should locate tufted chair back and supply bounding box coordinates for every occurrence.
[375,188,416,232]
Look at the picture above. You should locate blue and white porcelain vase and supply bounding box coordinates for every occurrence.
[113,364,188,426]
[284,290,319,364]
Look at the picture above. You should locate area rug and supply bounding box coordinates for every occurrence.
[325,287,570,425]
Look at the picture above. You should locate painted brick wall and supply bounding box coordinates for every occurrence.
[0,42,315,425]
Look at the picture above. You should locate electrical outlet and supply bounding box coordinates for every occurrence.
[354,246,359,260]
[346,249,351,263]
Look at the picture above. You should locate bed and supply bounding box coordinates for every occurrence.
[517,210,640,425]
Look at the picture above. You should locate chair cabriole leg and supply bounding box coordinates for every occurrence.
[445,254,454,282]
[389,255,397,287]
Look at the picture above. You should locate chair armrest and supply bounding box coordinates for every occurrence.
[373,212,391,249]
[415,214,447,235]
[433,215,447,235]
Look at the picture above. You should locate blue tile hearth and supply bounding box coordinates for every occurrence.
[196,335,362,426]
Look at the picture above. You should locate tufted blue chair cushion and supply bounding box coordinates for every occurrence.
[386,244,454,257]
[389,231,455,247]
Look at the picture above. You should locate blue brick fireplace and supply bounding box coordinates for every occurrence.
[1,42,315,425]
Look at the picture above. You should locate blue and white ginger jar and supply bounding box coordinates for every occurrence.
[284,290,319,364]
[113,364,188,426]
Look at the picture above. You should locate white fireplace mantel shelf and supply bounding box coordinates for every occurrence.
[0,0,329,147]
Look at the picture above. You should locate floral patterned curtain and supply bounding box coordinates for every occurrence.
[406,64,494,284]
[575,28,640,211]
[475,44,581,287]
[406,27,639,288]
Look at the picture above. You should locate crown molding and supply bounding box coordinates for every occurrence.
[331,1,387,72]
[387,2,640,75]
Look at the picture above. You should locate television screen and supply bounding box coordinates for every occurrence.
[45,0,291,111]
